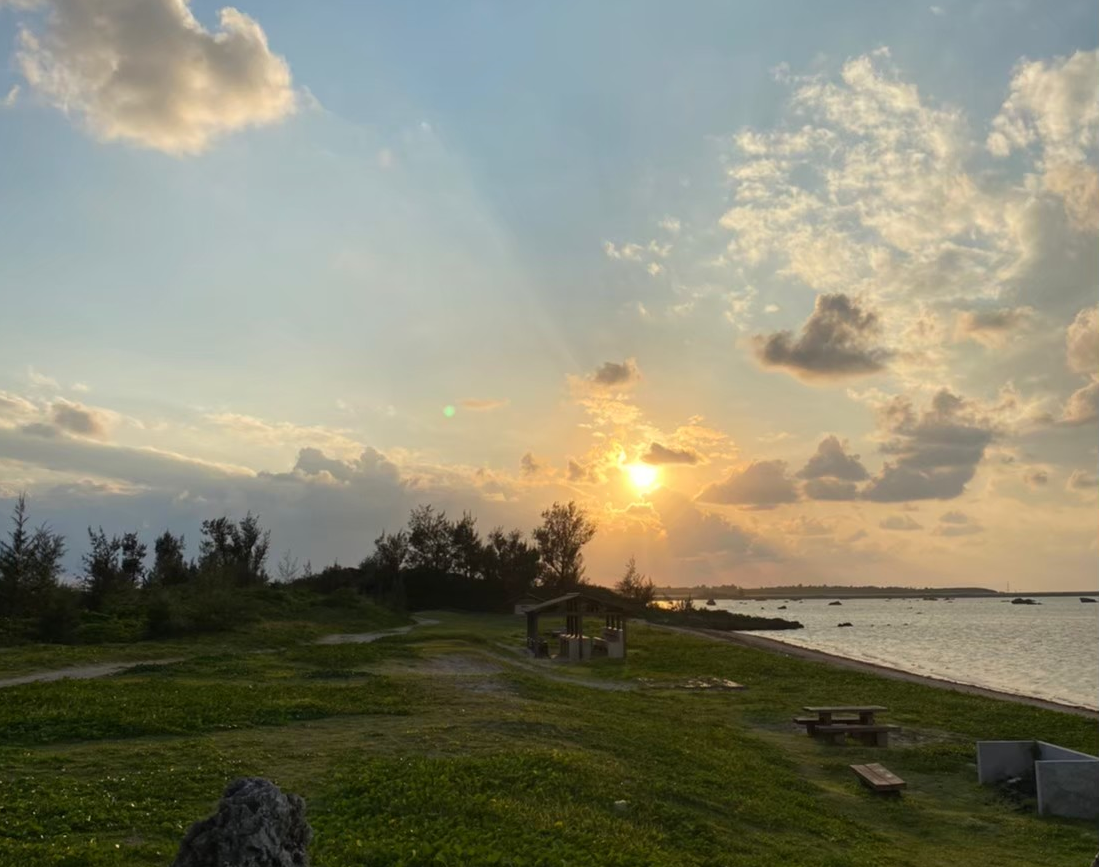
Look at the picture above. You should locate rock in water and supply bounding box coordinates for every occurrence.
[172,777,311,867]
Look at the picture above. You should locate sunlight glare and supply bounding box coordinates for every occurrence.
[626,463,660,492]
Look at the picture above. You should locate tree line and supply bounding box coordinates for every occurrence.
[0,495,656,645]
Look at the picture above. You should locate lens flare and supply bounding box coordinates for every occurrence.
[626,462,659,492]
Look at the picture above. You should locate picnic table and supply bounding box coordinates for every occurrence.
[794,706,899,745]
[803,705,887,725]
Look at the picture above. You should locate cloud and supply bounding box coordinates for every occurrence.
[1023,468,1049,487]
[640,442,701,466]
[204,412,362,459]
[938,510,969,524]
[753,294,890,382]
[1060,306,1099,425]
[954,307,1036,347]
[658,217,681,235]
[589,359,641,388]
[26,365,59,389]
[803,477,860,501]
[1067,469,1098,490]
[862,389,994,502]
[2,84,19,107]
[782,515,833,536]
[1066,306,1099,376]
[932,511,984,536]
[649,486,778,563]
[13,0,296,155]
[459,398,508,412]
[50,399,110,439]
[519,452,545,477]
[1061,380,1098,426]
[798,435,869,481]
[987,50,1099,164]
[290,446,401,486]
[879,514,922,531]
[697,459,798,509]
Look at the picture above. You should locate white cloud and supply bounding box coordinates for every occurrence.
[1066,306,1099,376]
[2,84,19,107]
[26,365,59,389]
[13,0,296,155]
[987,50,1099,164]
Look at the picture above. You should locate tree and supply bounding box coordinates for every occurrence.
[147,531,190,587]
[82,527,147,611]
[532,501,596,592]
[197,514,270,586]
[406,506,455,573]
[362,529,410,604]
[482,527,541,597]
[276,550,300,583]
[0,494,66,618]
[450,512,483,580]
[615,556,655,607]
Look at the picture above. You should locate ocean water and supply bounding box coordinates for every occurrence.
[714,595,1099,710]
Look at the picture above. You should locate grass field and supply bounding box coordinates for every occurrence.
[0,609,1095,866]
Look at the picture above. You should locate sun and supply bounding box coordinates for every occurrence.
[626,463,660,493]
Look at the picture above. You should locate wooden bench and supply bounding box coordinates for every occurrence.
[793,715,858,736]
[816,724,900,747]
[851,762,906,793]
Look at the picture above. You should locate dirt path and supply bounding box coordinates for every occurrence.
[0,658,186,689]
[313,615,440,645]
[650,623,1099,720]
[0,616,442,689]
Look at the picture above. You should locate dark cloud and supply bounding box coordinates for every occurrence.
[1067,469,1099,490]
[798,435,869,481]
[954,307,1035,346]
[291,447,400,485]
[641,442,701,465]
[932,511,983,536]
[802,477,859,500]
[589,359,640,388]
[753,293,890,382]
[862,390,994,502]
[50,399,110,439]
[567,459,598,484]
[938,510,969,524]
[519,452,545,477]
[650,487,778,562]
[879,515,922,531]
[697,459,798,509]
[1023,468,1049,487]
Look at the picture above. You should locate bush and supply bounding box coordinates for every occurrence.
[34,586,82,644]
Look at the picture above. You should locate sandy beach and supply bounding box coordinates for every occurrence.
[654,623,1099,720]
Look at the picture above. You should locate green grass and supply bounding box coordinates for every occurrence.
[0,611,1094,866]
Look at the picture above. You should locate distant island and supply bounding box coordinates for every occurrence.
[655,583,1099,600]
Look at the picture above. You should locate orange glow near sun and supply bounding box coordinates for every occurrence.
[626,462,660,492]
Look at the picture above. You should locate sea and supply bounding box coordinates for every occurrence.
[713,595,1099,710]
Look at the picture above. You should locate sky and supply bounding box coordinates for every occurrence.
[0,0,1096,591]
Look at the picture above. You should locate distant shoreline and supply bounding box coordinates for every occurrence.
[655,589,1099,600]
[650,623,1099,720]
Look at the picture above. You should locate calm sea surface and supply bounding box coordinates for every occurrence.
[714,595,1099,710]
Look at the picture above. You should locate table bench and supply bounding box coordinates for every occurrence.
[793,715,859,736]
[803,705,887,725]
[851,762,906,793]
[817,724,900,747]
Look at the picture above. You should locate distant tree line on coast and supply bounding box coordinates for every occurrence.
[0,495,658,646]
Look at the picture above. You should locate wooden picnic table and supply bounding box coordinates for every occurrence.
[803,705,887,725]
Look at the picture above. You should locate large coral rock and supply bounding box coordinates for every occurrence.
[172,777,311,867]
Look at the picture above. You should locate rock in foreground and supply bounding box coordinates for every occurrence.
[173,777,311,867]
